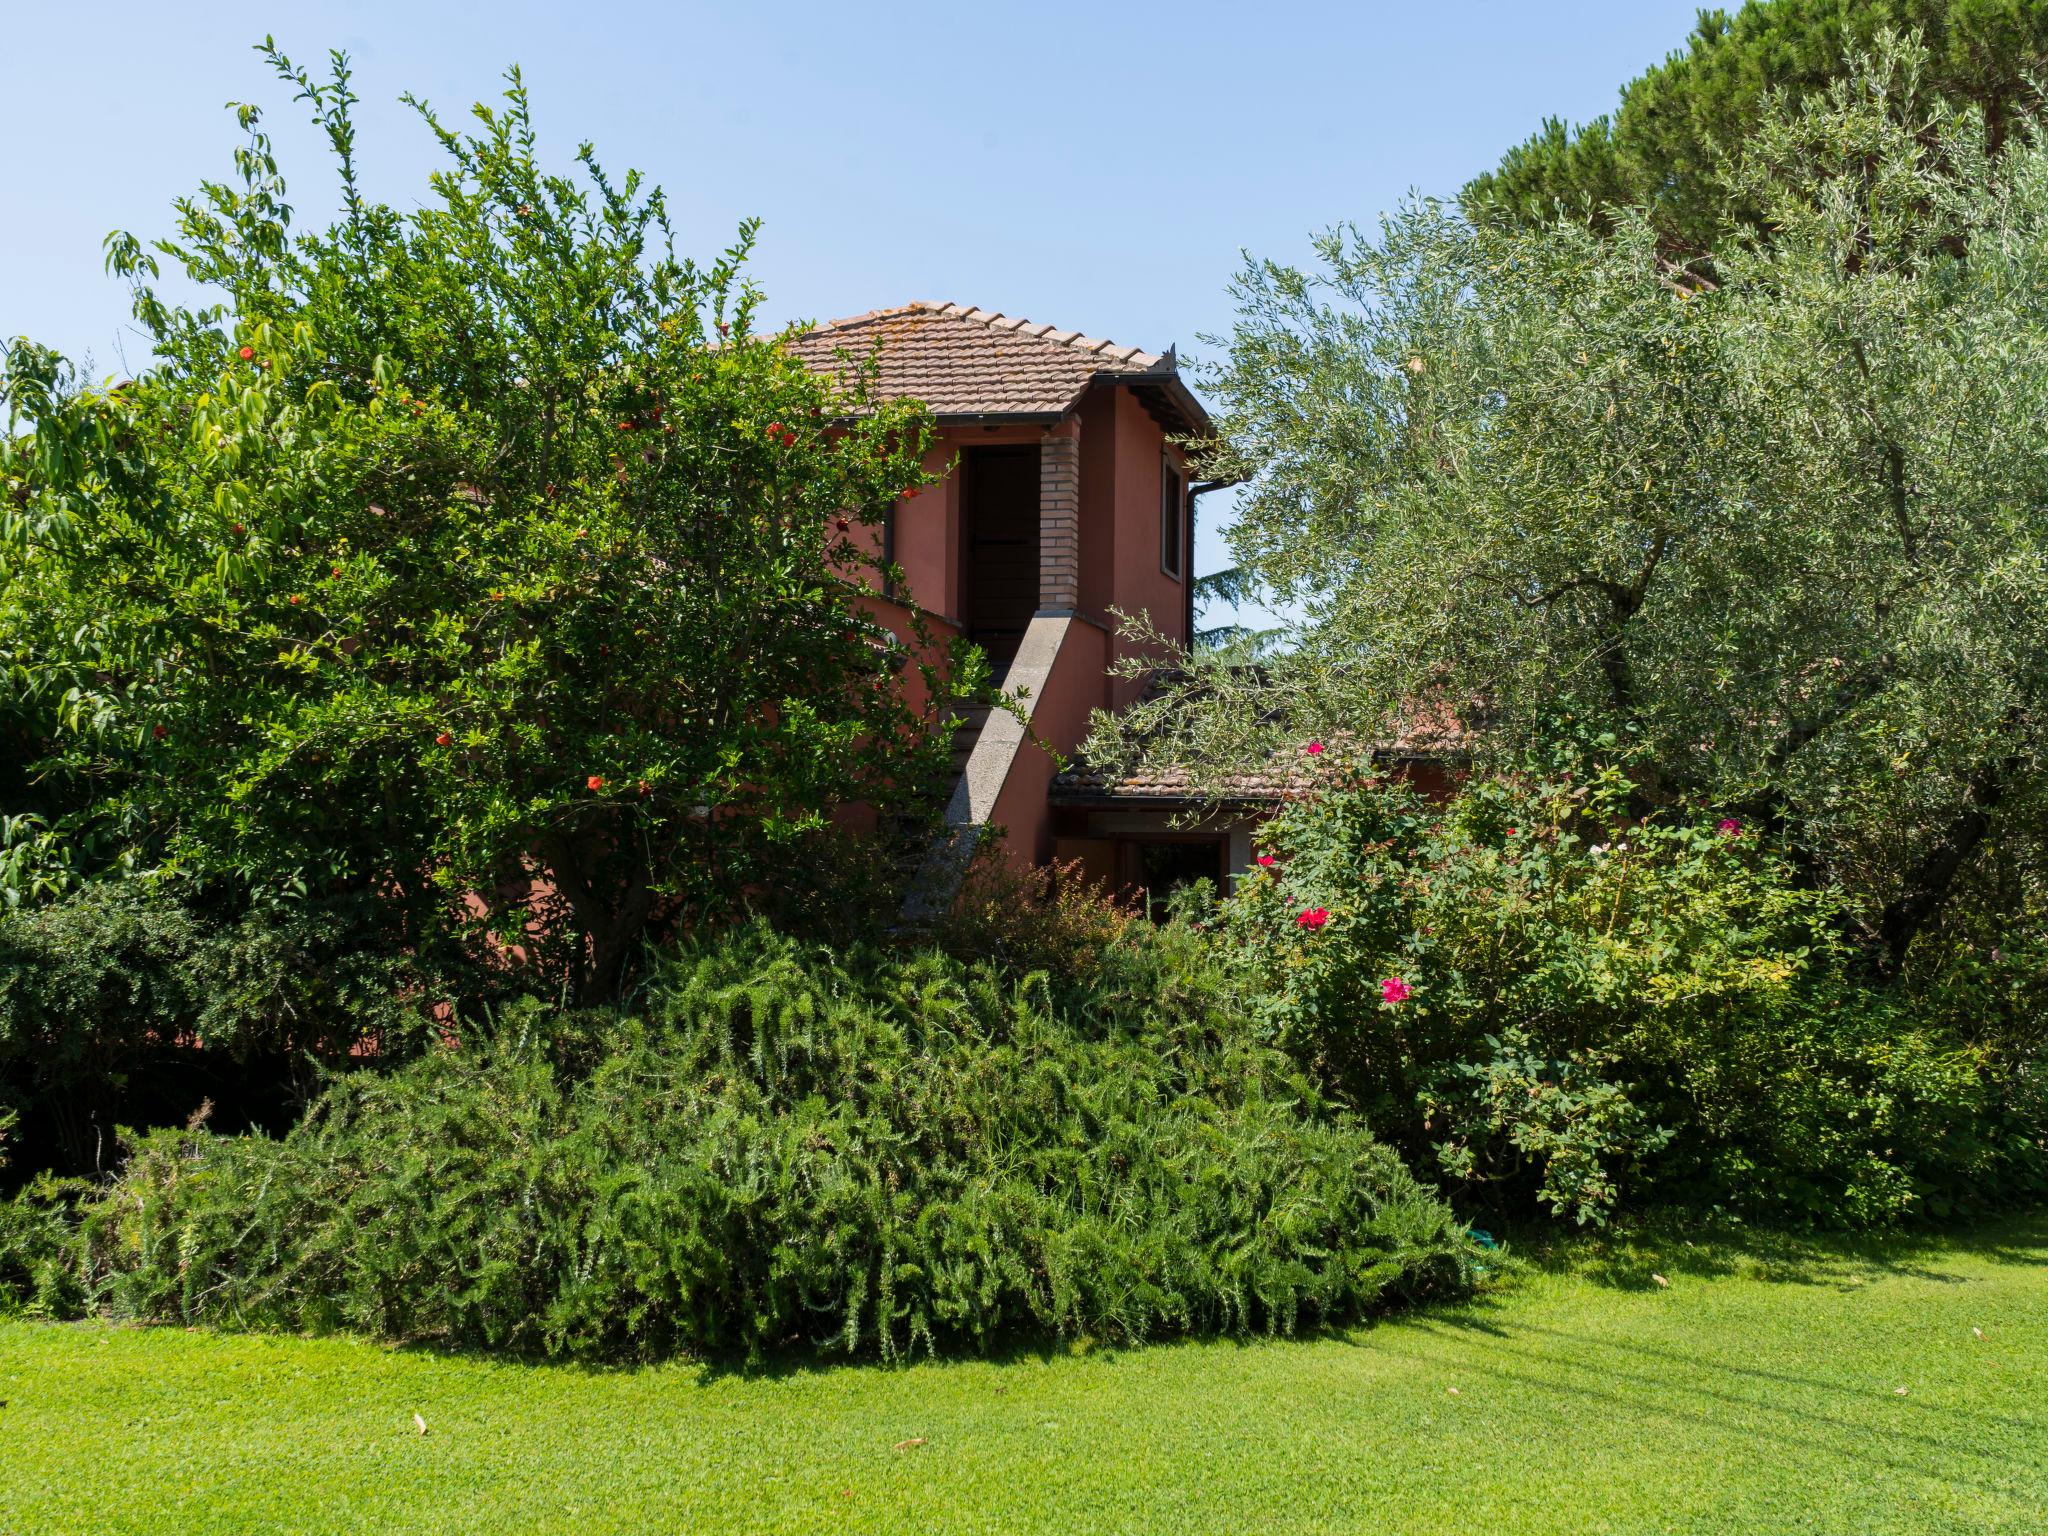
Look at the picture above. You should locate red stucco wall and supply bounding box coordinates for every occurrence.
[851,589,963,720]
[1072,385,1186,709]
[988,615,1110,865]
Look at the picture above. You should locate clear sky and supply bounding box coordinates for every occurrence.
[2,0,1704,625]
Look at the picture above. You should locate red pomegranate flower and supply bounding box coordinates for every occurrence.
[586,775,606,792]
[436,732,452,748]
[237,346,254,361]
[152,725,167,740]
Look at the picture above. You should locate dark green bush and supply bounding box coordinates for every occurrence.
[1223,757,2047,1229]
[0,1112,85,1318]
[0,881,454,1173]
[75,923,1471,1362]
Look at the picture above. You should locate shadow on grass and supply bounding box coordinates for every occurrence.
[1471,1320,2047,1434]
[1326,1207,2048,1498]
[372,1313,1153,1391]
[1495,1208,2048,1294]
[1360,1326,2039,1506]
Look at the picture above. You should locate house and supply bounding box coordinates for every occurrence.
[785,301,1262,908]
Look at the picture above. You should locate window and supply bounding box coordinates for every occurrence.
[1160,456,1184,579]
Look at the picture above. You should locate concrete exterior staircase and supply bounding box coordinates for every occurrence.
[901,613,1075,923]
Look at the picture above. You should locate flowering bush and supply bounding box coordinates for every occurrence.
[0,48,970,1003]
[1221,754,2044,1227]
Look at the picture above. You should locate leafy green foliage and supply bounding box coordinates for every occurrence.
[0,46,965,1000]
[1115,43,2048,972]
[1464,0,2048,260]
[921,842,1147,997]
[0,1115,89,1319]
[1219,757,2045,1227]
[0,1175,87,1320]
[0,881,443,1172]
[69,923,1471,1362]
[1423,1028,1670,1228]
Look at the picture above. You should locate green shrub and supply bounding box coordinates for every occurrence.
[926,842,1148,998]
[0,881,451,1173]
[1223,756,2046,1228]
[77,923,1471,1362]
[0,1114,86,1318]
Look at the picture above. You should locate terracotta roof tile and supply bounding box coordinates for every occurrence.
[780,300,1169,418]
[1049,711,1469,805]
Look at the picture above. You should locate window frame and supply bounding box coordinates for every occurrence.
[1160,454,1184,581]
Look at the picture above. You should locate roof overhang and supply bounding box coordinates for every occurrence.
[1047,788,1285,811]
[930,409,1069,426]
[925,369,1216,437]
[1113,368,1214,439]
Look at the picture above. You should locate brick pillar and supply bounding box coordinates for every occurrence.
[1038,419,1080,612]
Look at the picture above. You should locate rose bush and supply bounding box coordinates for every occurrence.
[1218,748,2045,1226]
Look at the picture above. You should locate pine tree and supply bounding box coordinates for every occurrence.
[1464,0,2048,259]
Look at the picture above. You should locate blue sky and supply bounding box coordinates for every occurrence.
[3,0,1703,624]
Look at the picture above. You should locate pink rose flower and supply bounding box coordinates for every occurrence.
[1380,977,1412,1004]
[1295,907,1329,930]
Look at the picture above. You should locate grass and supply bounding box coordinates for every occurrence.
[2,1216,2043,1535]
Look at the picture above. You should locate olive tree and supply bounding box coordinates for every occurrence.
[1099,41,2048,970]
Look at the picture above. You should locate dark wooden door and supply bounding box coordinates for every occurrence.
[965,448,1039,673]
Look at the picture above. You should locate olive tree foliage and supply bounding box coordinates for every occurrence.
[0,45,961,1000]
[1092,42,2048,969]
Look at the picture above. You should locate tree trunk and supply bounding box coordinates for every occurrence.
[1876,761,2013,975]
[537,828,653,1004]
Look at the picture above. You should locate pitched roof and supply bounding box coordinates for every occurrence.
[781,301,1208,429]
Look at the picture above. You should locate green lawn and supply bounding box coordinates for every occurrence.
[2,1218,2043,1535]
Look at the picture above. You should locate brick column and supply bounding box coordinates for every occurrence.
[1038,419,1080,612]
